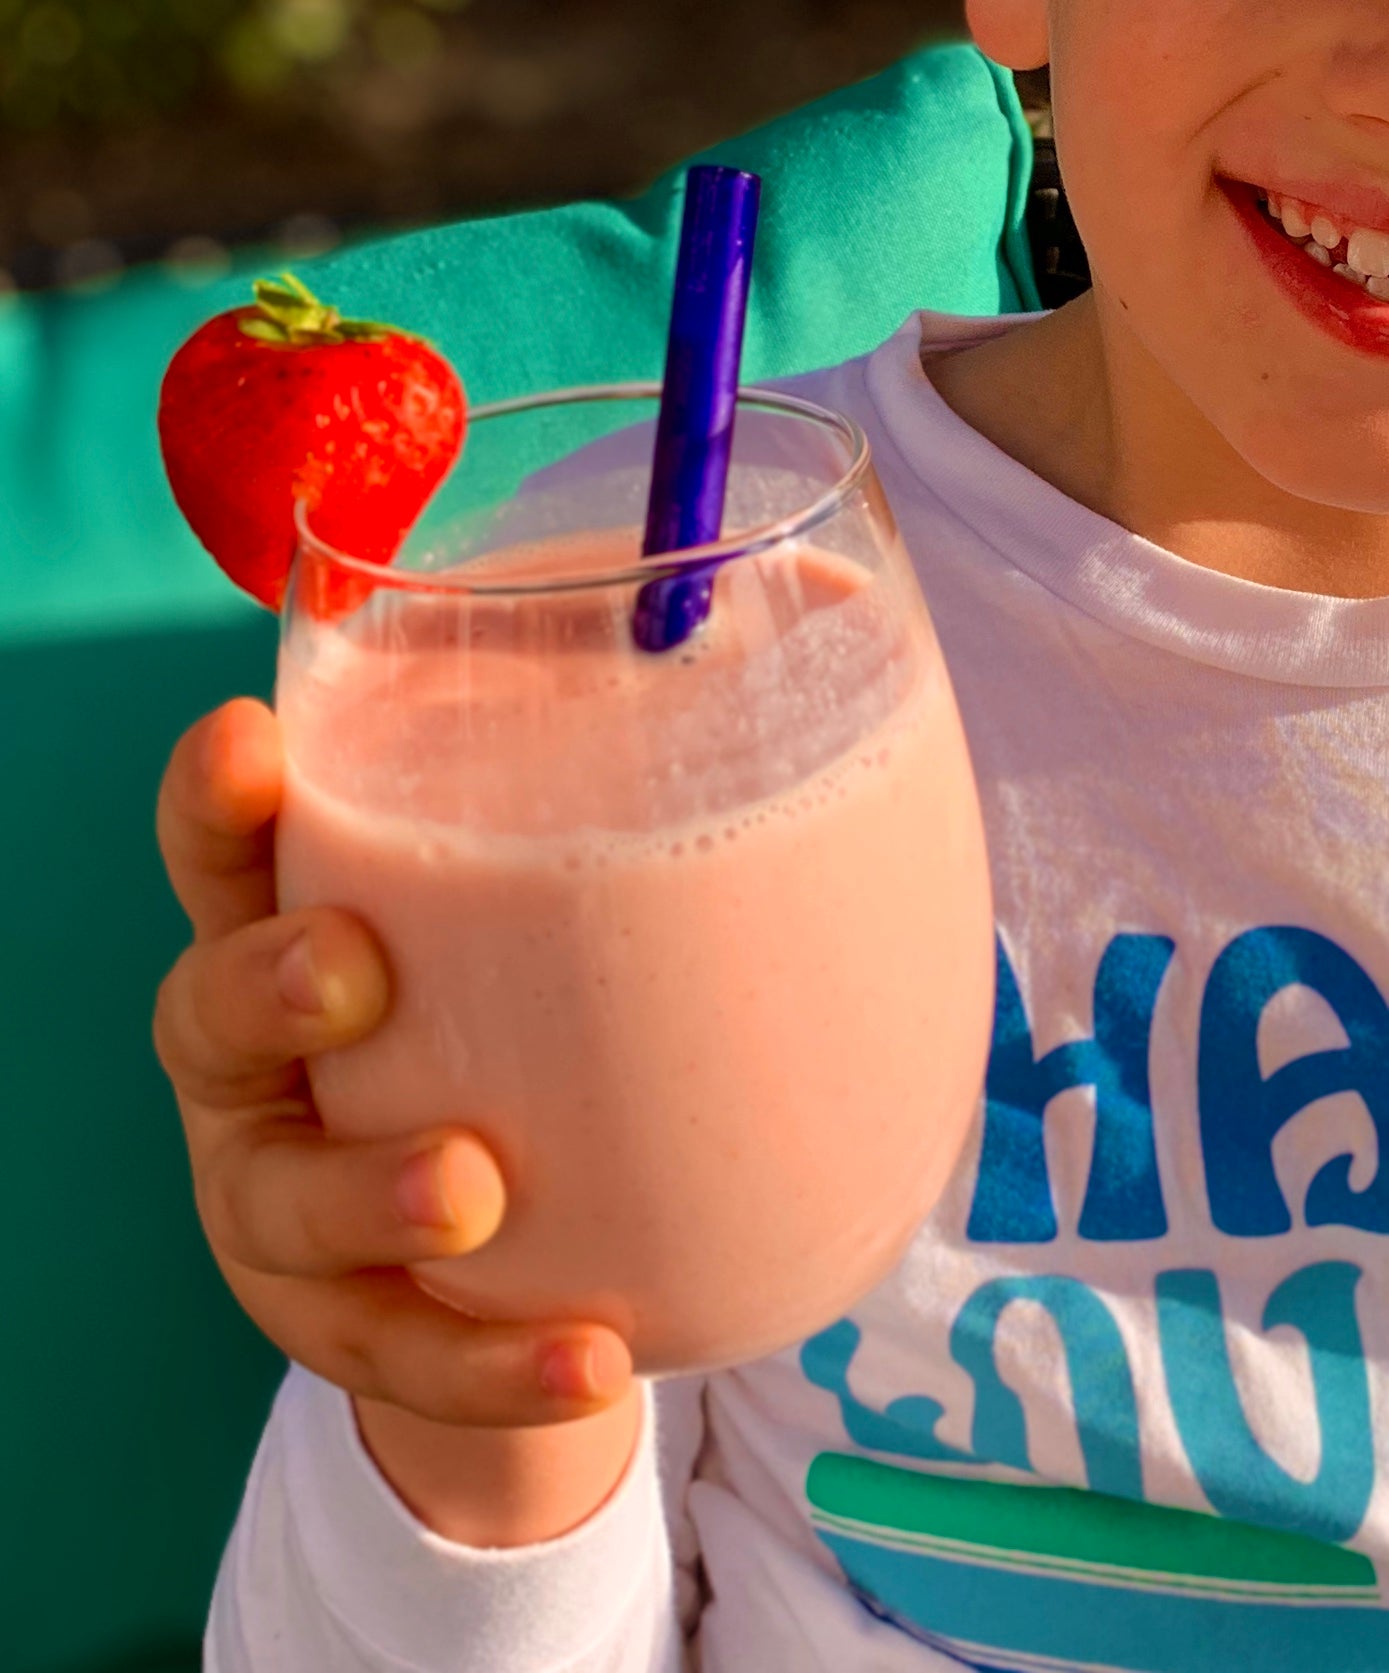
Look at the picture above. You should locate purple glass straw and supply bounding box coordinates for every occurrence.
[633,165,762,654]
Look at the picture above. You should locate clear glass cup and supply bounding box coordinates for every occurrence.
[275,383,995,1376]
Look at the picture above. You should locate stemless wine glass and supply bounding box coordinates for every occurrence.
[275,383,995,1377]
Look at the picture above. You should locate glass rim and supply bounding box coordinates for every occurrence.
[291,380,873,599]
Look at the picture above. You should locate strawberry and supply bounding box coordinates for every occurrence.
[158,273,466,617]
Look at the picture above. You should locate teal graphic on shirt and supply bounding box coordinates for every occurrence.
[799,925,1389,1671]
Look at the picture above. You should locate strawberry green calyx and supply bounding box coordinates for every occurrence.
[238,272,402,347]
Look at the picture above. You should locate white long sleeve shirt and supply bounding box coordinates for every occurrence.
[209,309,1389,1673]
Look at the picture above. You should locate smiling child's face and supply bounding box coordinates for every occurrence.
[968,0,1389,518]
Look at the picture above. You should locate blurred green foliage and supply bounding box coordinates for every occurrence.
[0,0,472,129]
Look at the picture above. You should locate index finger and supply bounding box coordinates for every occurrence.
[157,699,284,942]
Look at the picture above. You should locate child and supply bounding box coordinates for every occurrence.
[154,1,1389,1667]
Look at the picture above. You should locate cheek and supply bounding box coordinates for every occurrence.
[1050,3,1227,202]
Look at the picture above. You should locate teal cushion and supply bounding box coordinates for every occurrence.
[0,43,1039,1673]
[0,42,1037,647]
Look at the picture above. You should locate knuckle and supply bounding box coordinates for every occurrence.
[195,1163,247,1263]
[152,957,193,1080]
[188,935,278,1072]
[226,1129,293,1271]
[158,723,211,844]
[232,1126,341,1278]
[294,1178,343,1275]
[201,1127,283,1269]
[186,947,234,1055]
[155,739,189,838]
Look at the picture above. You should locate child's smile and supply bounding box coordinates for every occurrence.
[1222,177,1389,356]
[948,0,1389,577]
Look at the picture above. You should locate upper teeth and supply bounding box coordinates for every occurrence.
[1280,199,1312,239]
[1311,214,1343,250]
[1262,189,1389,297]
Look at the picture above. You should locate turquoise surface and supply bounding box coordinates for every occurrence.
[0,44,1039,1671]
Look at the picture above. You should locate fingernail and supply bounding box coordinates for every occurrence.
[539,1335,629,1401]
[277,933,323,1014]
[441,1140,505,1246]
[395,1148,456,1230]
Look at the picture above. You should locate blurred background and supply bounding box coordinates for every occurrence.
[0,0,1026,293]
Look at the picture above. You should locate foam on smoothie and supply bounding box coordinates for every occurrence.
[280,528,937,861]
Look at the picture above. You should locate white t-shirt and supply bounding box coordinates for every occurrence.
[207,309,1389,1673]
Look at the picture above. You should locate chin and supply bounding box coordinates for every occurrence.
[1232,412,1389,515]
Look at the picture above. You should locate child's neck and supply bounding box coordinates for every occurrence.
[925,291,1389,600]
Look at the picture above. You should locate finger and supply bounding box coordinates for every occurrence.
[200,1122,508,1278]
[236,1264,634,1427]
[157,699,283,943]
[154,907,389,1109]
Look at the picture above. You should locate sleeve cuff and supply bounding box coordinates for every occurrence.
[277,1365,667,1672]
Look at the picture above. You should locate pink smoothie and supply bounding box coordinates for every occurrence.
[276,529,994,1374]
